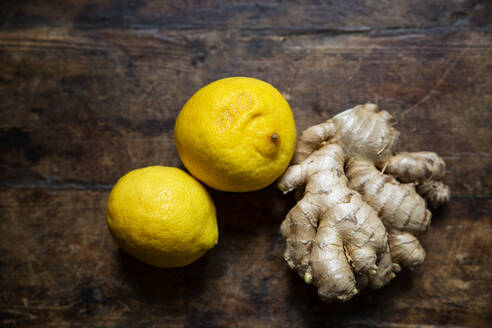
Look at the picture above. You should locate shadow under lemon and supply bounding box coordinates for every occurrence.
[113,183,290,303]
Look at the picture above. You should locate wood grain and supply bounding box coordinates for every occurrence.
[1,28,491,194]
[1,1,491,327]
[0,189,491,327]
[2,0,490,30]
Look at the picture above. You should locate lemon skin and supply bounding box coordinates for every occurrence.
[175,77,297,192]
[106,166,218,268]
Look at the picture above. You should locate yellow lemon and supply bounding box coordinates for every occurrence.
[106,166,218,268]
[175,77,296,192]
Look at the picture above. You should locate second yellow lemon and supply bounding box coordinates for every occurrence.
[174,77,297,192]
[106,166,218,268]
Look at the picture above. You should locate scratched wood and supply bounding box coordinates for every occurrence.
[1,1,491,327]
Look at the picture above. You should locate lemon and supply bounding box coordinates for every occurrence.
[175,77,297,192]
[106,166,218,268]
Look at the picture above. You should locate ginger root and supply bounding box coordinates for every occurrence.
[278,104,450,302]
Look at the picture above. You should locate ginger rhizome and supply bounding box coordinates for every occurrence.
[278,104,450,302]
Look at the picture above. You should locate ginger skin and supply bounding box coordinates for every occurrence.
[278,104,450,302]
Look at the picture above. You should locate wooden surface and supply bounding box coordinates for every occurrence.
[1,1,491,327]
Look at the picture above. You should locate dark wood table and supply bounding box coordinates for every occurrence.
[1,1,491,327]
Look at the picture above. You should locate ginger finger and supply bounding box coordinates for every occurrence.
[417,180,451,208]
[294,120,336,163]
[388,232,426,269]
[382,152,446,182]
[381,152,450,208]
[278,164,307,194]
[280,195,319,277]
[368,246,394,289]
[310,223,357,302]
[346,159,431,234]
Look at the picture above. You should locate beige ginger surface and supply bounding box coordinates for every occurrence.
[278,104,450,302]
